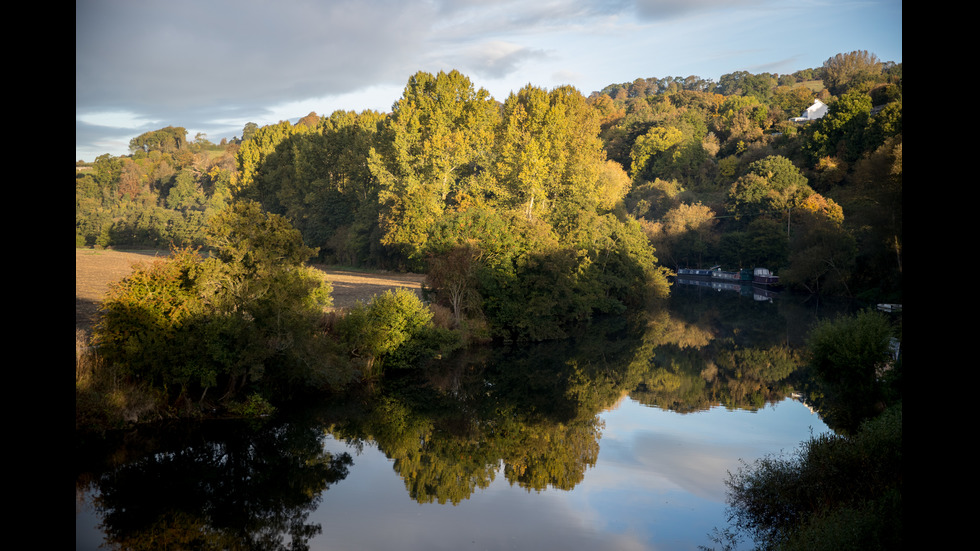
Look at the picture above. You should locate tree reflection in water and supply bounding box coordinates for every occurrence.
[78,419,352,550]
[78,289,849,548]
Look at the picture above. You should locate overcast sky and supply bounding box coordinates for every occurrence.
[75,0,902,162]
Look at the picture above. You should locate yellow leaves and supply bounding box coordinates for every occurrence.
[800,193,844,225]
[655,202,717,238]
[630,125,685,179]
[597,160,631,210]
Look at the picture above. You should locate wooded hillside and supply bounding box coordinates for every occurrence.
[77,50,902,312]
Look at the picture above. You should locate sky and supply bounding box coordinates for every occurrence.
[75,0,902,162]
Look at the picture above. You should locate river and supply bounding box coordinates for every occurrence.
[76,283,854,550]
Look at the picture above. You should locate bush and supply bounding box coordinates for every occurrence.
[332,289,457,375]
[721,403,902,550]
[76,329,165,428]
[92,202,339,412]
[228,393,277,418]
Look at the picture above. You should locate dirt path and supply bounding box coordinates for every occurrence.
[75,249,427,332]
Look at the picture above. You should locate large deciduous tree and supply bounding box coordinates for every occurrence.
[129,126,188,154]
[727,155,812,222]
[494,84,611,232]
[822,50,883,96]
[369,71,499,266]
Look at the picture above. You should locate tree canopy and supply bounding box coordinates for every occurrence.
[79,51,902,311]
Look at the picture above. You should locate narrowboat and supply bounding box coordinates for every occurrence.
[675,266,779,286]
[750,267,779,286]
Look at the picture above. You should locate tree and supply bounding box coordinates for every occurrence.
[129,126,188,154]
[242,122,259,142]
[276,110,385,263]
[193,132,212,147]
[92,153,122,203]
[426,245,480,327]
[629,126,685,180]
[205,200,321,292]
[783,197,854,295]
[822,50,882,96]
[370,70,499,264]
[772,85,815,117]
[117,159,149,200]
[234,120,299,195]
[165,168,205,211]
[494,84,608,231]
[722,404,902,550]
[296,111,319,128]
[727,155,812,223]
[847,136,902,299]
[644,202,718,268]
[716,71,777,102]
[805,91,873,163]
[332,288,437,376]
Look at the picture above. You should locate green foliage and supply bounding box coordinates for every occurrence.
[716,71,778,101]
[425,245,481,327]
[644,201,718,268]
[80,57,901,352]
[333,289,452,374]
[206,200,318,274]
[93,202,340,411]
[727,156,813,224]
[129,126,188,154]
[722,403,902,551]
[165,168,205,210]
[822,50,883,96]
[94,248,214,394]
[228,393,277,418]
[804,91,874,163]
[477,214,668,341]
[718,219,788,269]
[235,120,299,195]
[805,309,897,430]
[783,207,856,294]
[630,125,686,180]
[371,70,499,265]
[495,84,608,228]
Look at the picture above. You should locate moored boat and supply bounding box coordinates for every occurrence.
[751,267,779,286]
[675,266,779,286]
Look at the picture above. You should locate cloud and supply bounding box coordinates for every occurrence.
[633,0,762,21]
[76,0,434,115]
[76,110,159,130]
[457,41,550,79]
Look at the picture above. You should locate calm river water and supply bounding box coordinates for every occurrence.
[76,283,853,550]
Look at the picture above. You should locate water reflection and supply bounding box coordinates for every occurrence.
[77,288,846,550]
[76,419,353,550]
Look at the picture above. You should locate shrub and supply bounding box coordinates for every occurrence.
[92,202,339,412]
[332,289,458,375]
[722,403,902,550]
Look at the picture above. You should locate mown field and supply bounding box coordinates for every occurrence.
[75,249,426,332]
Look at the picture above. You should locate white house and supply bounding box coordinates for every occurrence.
[791,99,828,122]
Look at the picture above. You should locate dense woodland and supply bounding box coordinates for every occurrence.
[76,49,902,416]
[77,50,902,304]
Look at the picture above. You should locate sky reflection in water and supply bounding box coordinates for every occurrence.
[306,397,829,551]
